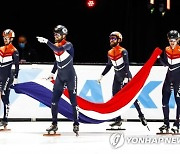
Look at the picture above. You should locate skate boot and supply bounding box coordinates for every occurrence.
[139,116,147,126]
[139,115,150,131]
[109,120,122,127]
[73,125,79,136]
[46,124,58,134]
[158,124,170,134]
[106,119,126,131]
[0,120,8,128]
[171,126,179,134]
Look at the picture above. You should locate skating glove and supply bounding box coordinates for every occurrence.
[97,75,103,84]
[123,77,132,86]
[157,55,168,67]
[36,36,48,43]
[123,77,129,84]
[46,73,54,81]
[13,78,18,85]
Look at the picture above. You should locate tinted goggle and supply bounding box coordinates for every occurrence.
[3,36,11,41]
[169,39,177,42]
[109,36,117,41]
[54,33,62,37]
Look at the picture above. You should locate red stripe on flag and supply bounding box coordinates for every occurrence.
[64,48,162,113]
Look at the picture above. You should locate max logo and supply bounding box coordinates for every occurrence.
[79,80,176,109]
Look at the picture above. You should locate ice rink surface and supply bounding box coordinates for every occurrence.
[0,121,179,154]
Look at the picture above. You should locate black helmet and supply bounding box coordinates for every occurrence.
[54,25,68,35]
[167,30,179,40]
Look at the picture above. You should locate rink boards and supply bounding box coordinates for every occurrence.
[0,64,176,120]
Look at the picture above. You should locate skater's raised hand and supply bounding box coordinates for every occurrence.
[36,36,48,43]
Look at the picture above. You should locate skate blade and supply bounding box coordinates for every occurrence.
[172,133,180,135]
[156,132,172,135]
[106,128,126,131]
[146,126,150,131]
[75,133,79,137]
[0,127,11,132]
[171,131,180,135]
[43,131,61,136]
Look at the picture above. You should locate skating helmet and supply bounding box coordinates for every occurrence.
[54,25,68,35]
[2,29,15,38]
[109,31,122,41]
[167,30,179,40]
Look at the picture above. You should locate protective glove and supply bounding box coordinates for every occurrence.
[123,77,132,87]
[46,73,54,81]
[97,75,103,84]
[36,36,48,43]
[123,77,129,85]
[13,78,18,85]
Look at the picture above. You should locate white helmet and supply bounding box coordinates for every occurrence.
[109,31,122,41]
[2,29,15,38]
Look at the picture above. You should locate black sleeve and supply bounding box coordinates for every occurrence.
[12,50,20,78]
[46,41,74,57]
[158,51,169,67]
[51,61,57,74]
[47,41,72,52]
[122,50,130,77]
[102,58,113,76]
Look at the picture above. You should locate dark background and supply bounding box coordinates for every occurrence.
[0,0,179,64]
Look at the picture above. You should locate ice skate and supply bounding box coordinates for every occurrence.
[73,125,79,136]
[171,126,180,135]
[106,120,125,131]
[139,116,150,131]
[156,124,171,135]
[43,124,60,136]
[0,121,10,131]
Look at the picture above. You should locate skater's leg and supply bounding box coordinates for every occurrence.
[51,90,63,125]
[0,73,14,128]
[51,78,64,125]
[0,89,10,127]
[66,75,79,126]
[109,78,123,127]
[112,75,122,96]
[67,75,79,135]
[172,81,180,129]
[162,79,171,127]
[68,89,79,126]
[173,101,180,129]
[133,99,148,126]
[157,78,172,133]
[1,90,10,123]
[133,99,144,117]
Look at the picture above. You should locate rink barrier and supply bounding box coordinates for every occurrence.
[0,63,176,121]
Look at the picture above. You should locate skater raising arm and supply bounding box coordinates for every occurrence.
[97,31,148,130]
[158,30,180,134]
[37,25,79,136]
[47,41,74,55]
[0,29,19,128]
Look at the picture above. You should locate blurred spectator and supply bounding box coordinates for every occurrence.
[17,35,38,63]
